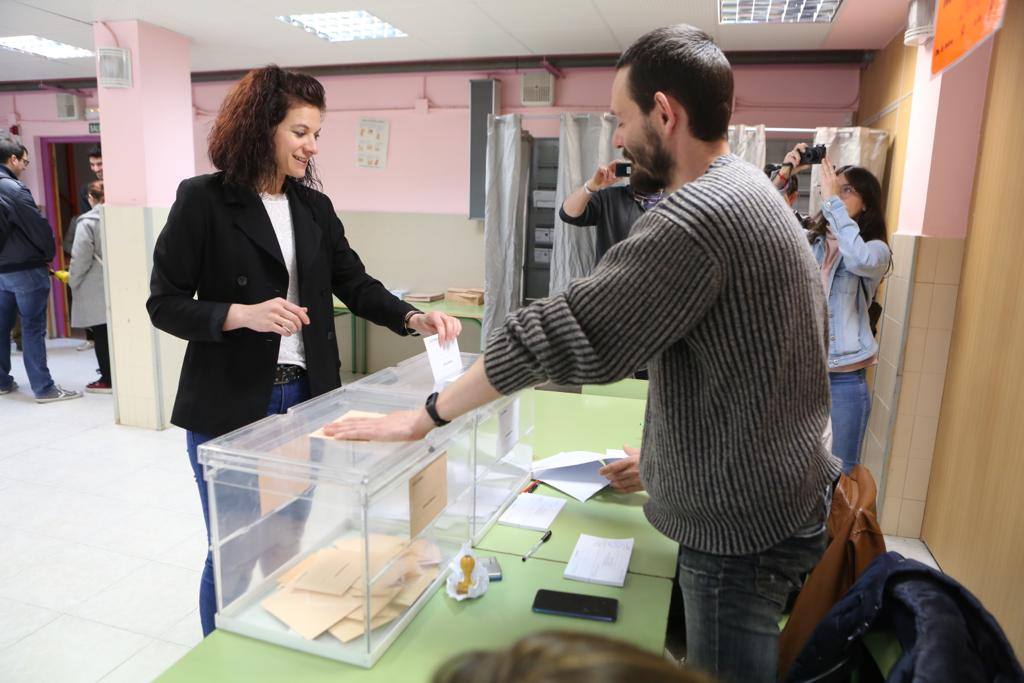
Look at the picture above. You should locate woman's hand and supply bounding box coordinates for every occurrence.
[819,155,841,201]
[223,298,310,335]
[783,143,810,175]
[322,408,434,442]
[408,311,462,344]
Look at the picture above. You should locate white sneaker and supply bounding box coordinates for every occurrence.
[35,386,83,404]
[76,340,94,351]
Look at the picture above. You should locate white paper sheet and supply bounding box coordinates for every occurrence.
[497,493,566,531]
[423,334,462,389]
[531,451,625,503]
[496,399,520,459]
[563,534,634,587]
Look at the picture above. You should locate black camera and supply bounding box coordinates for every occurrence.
[614,162,632,178]
[799,145,827,165]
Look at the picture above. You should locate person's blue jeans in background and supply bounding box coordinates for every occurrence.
[678,524,828,683]
[0,268,56,397]
[186,376,311,636]
[829,369,871,474]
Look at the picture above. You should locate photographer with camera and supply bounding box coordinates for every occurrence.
[805,150,891,474]
[559,158,665,266]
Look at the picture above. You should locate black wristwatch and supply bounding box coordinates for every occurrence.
[424,392,450,427]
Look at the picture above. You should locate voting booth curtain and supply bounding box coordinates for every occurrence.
[728,124,767,171]
[483,113,532,349]
[550,112,617,296]
[808,127,889,216]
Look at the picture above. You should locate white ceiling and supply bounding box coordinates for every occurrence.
[0,0,907,84]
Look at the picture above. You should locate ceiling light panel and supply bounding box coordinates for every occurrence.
[276,11,407,42]
[719,0,845,24]
[0,35,94,59]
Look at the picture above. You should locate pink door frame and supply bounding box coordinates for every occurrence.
[38,134,100,337]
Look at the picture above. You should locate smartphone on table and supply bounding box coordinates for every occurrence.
[532,589,618,623]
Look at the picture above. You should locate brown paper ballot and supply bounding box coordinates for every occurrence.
[409,452,448,537]
[328,605,404,644]
[393,566,440,607]
[291,548,362,597]
[261,586,362,640]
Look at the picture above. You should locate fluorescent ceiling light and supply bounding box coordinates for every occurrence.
[276,11,407,42]
[0,35,94,59]
[720,0,845,24]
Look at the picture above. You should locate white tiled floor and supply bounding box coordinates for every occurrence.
[1,339,203,682]
[1,340,943,682]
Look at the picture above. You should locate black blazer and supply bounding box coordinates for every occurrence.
[148,173,415,437]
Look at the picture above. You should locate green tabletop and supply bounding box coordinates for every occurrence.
[476,486,677,579]
[477,390,676,578]
[156,550,672,683]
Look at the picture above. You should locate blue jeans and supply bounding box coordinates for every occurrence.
[829,369,871,474]
[0,268,55,397]
[677,523,827,683]
[186,376,312,636]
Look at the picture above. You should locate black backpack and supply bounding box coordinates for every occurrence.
[859,279,883,337]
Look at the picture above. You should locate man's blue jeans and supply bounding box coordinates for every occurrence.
[678,522,827,683]
[830,369,871,474]
[0,268,56,397]
[186,376,311,636]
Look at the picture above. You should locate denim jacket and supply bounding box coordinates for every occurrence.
[811,197,890,370]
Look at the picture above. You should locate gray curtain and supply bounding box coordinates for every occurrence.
[550,112,617,296]
[727,124,767,170]
[809,126,889,216]
[483,114,531,349]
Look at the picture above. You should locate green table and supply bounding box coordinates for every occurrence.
[581,378,649,400]
[333,298,484,374]
[475,390,676,578]
[156,550,672,683]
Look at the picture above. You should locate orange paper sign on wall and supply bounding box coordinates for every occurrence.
[932,0,1007,76]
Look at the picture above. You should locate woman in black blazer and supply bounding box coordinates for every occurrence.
[147,65,460,636]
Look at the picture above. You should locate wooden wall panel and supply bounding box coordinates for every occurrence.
[922,0,1024,654]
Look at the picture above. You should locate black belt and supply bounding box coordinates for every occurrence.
[274,364,307,385]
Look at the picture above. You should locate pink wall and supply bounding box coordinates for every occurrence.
[93,21,195,207]
[9,63,860,214]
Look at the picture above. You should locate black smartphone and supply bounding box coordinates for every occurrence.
[532,589,618,622]
[614,162,632,177]
[799,144,827,165]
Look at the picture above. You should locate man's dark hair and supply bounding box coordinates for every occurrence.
[88,144,102,159]
[616,25,733,142]
[0,138,27,166]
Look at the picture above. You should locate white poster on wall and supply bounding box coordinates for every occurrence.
[356,117,389,168]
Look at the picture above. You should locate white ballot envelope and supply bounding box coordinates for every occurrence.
[531,450,626,502]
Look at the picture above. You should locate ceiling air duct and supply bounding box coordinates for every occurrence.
[904,0,936,47]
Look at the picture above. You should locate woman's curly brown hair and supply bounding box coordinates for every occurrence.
[207,64,325,192]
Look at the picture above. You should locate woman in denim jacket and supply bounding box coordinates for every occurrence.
[806,155,891,473]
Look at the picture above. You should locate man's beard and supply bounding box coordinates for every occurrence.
[623,122,672,195]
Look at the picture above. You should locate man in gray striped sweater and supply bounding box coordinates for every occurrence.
[328,25,840,683]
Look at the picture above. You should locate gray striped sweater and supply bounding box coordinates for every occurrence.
[484,154,841,556]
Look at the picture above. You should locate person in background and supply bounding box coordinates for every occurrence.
[70,144,102,352]
[432,632,715,683]
[559,158,664,267]
[0,137,81,403]
[809,155,891,473]
[327,25,838,683]
[769,143,811,228]
[67,180,111,393]
[147,65,462,636]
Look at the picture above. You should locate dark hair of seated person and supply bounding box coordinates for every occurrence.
[431,631,716,683]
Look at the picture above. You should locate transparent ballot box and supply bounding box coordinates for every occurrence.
[349,352,535,541]
[198,389,477,667]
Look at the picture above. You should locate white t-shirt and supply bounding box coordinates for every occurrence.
[261,193,306,369]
